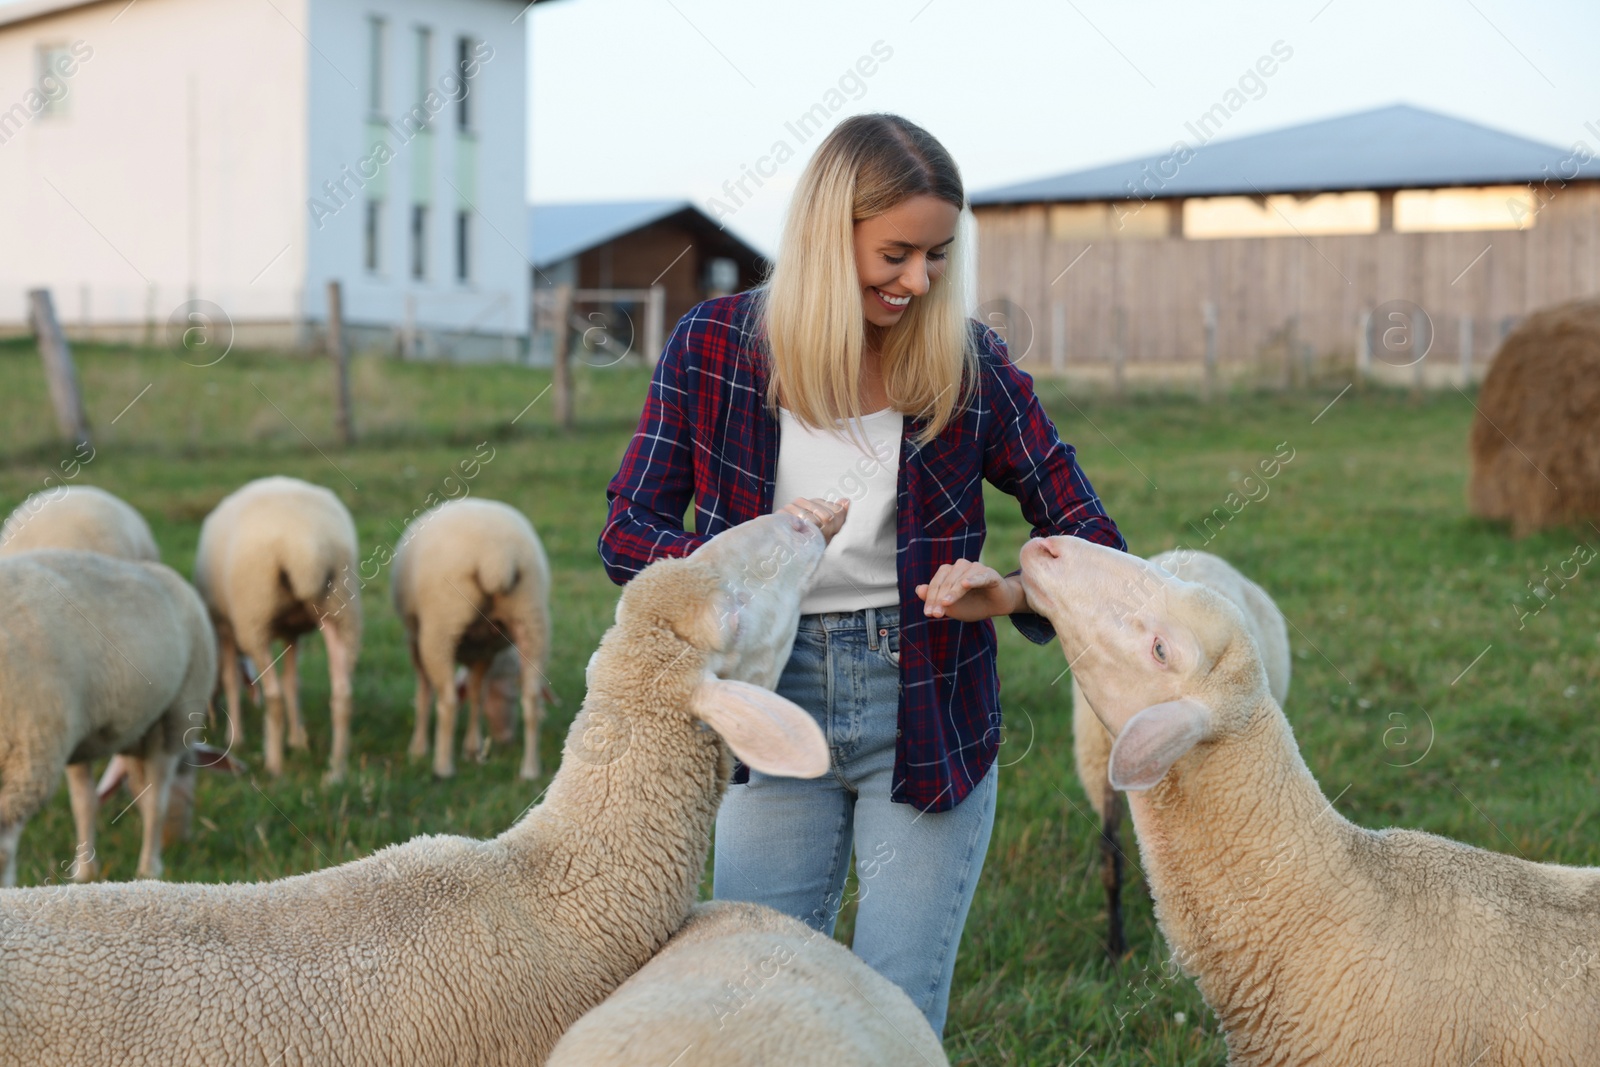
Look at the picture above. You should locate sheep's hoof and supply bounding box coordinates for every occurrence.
[519,762,540,781]
[432,763,456,780]
[288,728,310,751]
[407,737,428,760]
[322,768,346,787]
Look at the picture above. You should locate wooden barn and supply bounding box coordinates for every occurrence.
[971,104,1600,390]
[528,200,767,366]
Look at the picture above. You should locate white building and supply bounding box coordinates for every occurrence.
[0,0,551,358]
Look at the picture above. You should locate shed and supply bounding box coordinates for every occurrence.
[970,104,1600,390]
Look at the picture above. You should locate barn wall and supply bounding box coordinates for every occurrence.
[973,183,1600,387]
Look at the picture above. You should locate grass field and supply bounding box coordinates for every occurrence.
[1,336,1596,1065]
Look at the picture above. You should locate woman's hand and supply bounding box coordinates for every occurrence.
[916,560,1026,621]
[779,496,849,544]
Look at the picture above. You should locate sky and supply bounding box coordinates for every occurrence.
[526,0,1600,256]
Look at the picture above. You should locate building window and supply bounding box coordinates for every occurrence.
[411,204,428,279]
[1394,186,1537,232]
[364,199,382,273]
[366,17,385,116]
[456,37,476,132]
[414,26,431,126]
[1182,191,1379,240]
[455,209,471,282]
[37,46,74,119]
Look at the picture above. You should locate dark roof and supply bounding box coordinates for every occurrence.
[527,199,767,271]
[971,104,1600,205]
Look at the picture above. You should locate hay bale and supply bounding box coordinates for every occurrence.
[1468,298,1600,537]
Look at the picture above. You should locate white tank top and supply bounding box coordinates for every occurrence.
[772,406,902,615]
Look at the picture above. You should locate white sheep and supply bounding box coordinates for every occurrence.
[1022,534,1600,1066]
[193,475,362,782]
[391,498,552,779]
[0,512,832,1065]
[1072,548,1291,956]
[0,484,159,561]
[0,550,216,887]
[548,900,950,1066]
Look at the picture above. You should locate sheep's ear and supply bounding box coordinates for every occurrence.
[672,594,739,652]
[690,677,827,778]
[95,755,129,803]
[1108,699,1213,791]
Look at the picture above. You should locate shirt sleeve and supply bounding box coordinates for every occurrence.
[597,315,712,585]
[976,324,1127,644]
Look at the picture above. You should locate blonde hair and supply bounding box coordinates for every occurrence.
[752,113,977,446]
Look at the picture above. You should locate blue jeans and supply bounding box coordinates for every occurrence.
[711,604,998,1038]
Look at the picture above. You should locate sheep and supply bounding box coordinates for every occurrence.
[547,900,951,1066]
[391,498,553,779]
[0,512,832,1065]
[0,484,159,561]
[1020,534,1600,1066]
[193,475,362,782]
[1072,548,1291,957]
[0,550,216,887]
[96,744,247,851]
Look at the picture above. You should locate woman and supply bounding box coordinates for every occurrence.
[598,112,1124,1037]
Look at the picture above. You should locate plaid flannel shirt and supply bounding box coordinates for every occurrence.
[599,290,1125,812]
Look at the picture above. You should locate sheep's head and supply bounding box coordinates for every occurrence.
[602,512,832,779]
[1020,536,1269,791]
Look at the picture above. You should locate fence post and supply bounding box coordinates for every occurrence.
[327,280,354,445]
[1356,309,1371,385]
[645,285,666,366]
[551,282,574,431]
[1410,309,1428,402]
[1281,315,1297,391]
[1111,307,1126,400]
[1201,299,1217,402]
[1051,300,1066,375]
[28,289,92,449]
[1458,315,1473,387]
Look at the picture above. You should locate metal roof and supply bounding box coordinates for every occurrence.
[528,199,699,267]
[0,0,558,31]
[971,104,1600,205]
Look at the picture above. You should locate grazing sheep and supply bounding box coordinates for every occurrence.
[96,744,246,850]
[194,475,361,782]
[391,498,552,779]
[1072,548,1291,957]
[0,550,216,887]
[1469,298,1600,537]
[0,512,831,1066]
[1021,534,1600,1067]
[0,484,159,561]
[548,900,950,1067]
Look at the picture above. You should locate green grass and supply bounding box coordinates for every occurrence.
[2,337,1596,1065]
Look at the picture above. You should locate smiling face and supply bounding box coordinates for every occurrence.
[852,194,959,340]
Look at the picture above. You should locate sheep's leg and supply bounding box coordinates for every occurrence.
[125,751,178,880]
[64,762,98,882]
[219,629,245,750]
[320,617,354,784]
[407,635,432,762]
[1101,779,1127,960]
[250,642,287,778]
[515,630,547,780]
[283,638,309,751]
[0,823,22,889]
[462,660,491,763]
[419,633,460,779]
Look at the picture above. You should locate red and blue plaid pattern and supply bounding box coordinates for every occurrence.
[600,290,1125,812]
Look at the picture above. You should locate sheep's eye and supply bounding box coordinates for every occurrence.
[1152,637,1168,664]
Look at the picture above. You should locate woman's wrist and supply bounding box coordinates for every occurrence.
[1000,574,1028,616]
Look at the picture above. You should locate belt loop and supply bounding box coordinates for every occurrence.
[865,605,878,650]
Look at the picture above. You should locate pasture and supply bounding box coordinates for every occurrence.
[0,337,1595,1066]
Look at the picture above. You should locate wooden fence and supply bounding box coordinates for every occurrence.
[973,183,1600,390]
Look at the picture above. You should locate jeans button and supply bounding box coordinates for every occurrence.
[895,729,903,739]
